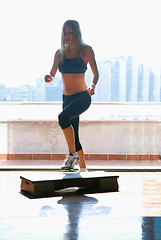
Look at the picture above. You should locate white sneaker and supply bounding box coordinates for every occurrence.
[61,153,79,170]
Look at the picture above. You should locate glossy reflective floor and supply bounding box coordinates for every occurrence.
[0,171,161,240]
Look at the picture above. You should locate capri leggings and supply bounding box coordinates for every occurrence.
[58,91,91,152]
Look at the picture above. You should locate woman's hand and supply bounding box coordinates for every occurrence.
[87,87,95,96]
[44,75,53,83]
[87,83,96,96]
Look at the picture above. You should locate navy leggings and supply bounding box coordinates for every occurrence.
[58,91,91,152]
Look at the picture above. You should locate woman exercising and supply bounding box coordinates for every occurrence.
[45,20,99,172]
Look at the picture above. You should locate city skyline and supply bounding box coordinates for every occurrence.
[1,56,161,102]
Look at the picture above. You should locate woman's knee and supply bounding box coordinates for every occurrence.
[75,143,82,152]
[58,112,70,129]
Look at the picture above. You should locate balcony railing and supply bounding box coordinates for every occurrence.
[1,102,161,122]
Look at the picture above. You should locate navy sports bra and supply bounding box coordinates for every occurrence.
[59,57,87,74]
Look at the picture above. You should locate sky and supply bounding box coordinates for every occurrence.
[0,0,161,86]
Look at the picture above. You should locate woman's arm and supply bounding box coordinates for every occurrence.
[86,46,99,95]
[44,49,61,82]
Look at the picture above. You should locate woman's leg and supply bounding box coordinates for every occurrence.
[70,117,86,169]
[58,92,91,170]
[77,149,87,169]
[62,125,75,154]
[62,125,87,170]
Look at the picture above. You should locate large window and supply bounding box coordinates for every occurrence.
[0,0,161,102]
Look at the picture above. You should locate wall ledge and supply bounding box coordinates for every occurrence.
[1,119,161,123]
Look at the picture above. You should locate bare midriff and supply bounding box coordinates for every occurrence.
[62,73,88,95]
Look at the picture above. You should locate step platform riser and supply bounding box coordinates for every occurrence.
[20,172,119,197]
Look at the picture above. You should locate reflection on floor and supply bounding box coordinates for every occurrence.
[0,171,161,240]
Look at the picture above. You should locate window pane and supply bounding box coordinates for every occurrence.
[0,0,160,102]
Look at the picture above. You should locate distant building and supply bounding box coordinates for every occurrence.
[126,56,138,102]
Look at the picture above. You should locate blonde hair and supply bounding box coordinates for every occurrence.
[61,20,86,59]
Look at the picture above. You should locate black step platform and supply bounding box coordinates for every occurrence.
[20,171,119,197]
